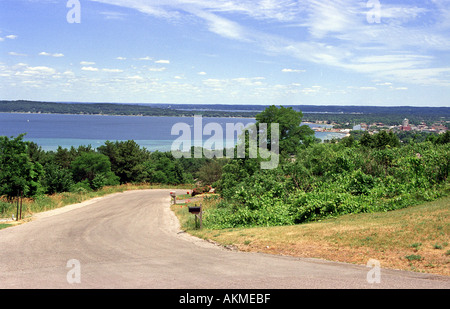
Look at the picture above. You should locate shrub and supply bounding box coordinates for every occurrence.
[191,185,211,197]
[405,254,423,261]
[0,201,11,215]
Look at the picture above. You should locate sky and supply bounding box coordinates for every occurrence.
[0,0,449,107]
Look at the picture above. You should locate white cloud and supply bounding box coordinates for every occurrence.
[100,11,127,20]
[380,5,428,21]
[39,52,64,57]
[198,71,207,75]
[148,67,166,72]
[102,68,124,72]
[116,56,126,60]
[81,66,99,72]
[127,75,144,80]
[138,56,152,61]
[5,35,18,39]
[8,52,27,56]
[80,61,95,65]
[282,68,305,73]
[155,59,170,64]
[189,7,247,40]
[304,0,357,39]
[21,66,57,75]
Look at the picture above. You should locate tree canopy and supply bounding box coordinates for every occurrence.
[255,105,316,156]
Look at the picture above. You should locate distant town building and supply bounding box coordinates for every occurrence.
[352,124,365,131]
[400,118,412,131]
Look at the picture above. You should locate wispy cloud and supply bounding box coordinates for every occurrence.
[137,56,152,61]
[100,11,127,20]
[148,67,166,72]
[8,52,27,56]
[81,66,99,72]
[39,52,64,57]
[88,0,450,86]
[282,68,305,73]
[102,68,123,72]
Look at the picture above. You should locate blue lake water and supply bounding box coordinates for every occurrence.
[0,113,346,151]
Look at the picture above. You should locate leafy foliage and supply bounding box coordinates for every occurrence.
[0,135,43,199]
[255,105,316,156]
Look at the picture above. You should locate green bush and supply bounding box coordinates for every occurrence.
[0,201,11,215]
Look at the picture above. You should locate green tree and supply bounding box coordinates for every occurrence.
[42,163,74,194]
[359,131,373,148]
[98,140,150,183]
[70,152,119,190]
[429,131,450,144]
[373,131,400,149]
[53,146,76,169]
[255,105,315,156]
[197,159,227,186]
[0,134,43,198]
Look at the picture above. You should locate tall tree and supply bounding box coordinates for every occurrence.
[70,152,119,190]
[0,134,43,198]
[98,140,150,183]
[255,105,315,156]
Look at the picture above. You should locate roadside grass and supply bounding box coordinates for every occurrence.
[174,195,450,276]
[0,223,11,230]
[0,183,194,222]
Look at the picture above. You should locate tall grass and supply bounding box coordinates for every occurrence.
[0,183,194,220]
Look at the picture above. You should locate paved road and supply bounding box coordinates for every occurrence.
[0,189,448,289]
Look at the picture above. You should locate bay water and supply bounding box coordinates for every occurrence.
[0,113,346,152]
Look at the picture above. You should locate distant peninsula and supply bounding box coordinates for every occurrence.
[0,100,258,118]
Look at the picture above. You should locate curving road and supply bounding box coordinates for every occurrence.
[0,189,448,289]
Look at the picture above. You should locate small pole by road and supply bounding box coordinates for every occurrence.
[19,191,23,220]
[16,190,19,221]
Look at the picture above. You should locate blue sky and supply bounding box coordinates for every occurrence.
[1,0,449,106]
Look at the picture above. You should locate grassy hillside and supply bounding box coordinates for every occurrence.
[175,195,450,276]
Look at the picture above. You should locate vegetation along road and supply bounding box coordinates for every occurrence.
[0,189,448,289]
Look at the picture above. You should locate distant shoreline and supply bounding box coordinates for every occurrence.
[1,100,449,128]
[0,100,259,119]
[0,111,256,119]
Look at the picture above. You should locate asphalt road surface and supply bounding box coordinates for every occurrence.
[0,189,448,289]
